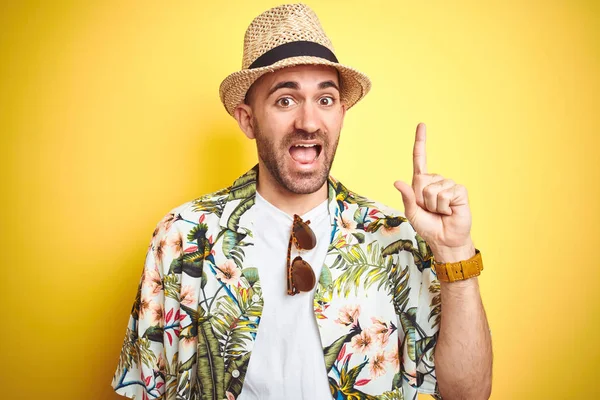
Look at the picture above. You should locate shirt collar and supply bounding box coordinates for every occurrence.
[218,164,357,234]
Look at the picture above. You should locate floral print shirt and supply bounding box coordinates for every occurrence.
[112,165,443,400]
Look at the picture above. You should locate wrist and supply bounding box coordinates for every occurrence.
[431,240,476,264]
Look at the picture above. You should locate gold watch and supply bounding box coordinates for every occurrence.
[433,248,483,282]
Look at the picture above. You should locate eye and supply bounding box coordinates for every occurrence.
[319,96,335,106]
[276,97,296,108]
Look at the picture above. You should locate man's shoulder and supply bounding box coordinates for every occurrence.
[154,186,231,231]
[358,193,404,217]
[342,184,407,219]
[332,177,404,216]
[342,186,419,240]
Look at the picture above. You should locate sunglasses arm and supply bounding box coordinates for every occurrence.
[286,232,296,296]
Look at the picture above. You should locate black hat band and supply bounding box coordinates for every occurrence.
[249,40,339,69]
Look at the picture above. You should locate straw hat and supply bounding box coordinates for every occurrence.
[219,3,372,116]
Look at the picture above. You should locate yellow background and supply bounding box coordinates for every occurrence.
[2,1,598,399]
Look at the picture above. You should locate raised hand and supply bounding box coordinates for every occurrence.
[393,123,474,258]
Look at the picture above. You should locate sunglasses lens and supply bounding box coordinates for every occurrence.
[293,219,316,250]
[291,256,316,292]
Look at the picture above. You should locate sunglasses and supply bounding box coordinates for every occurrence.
[287,214,317,296]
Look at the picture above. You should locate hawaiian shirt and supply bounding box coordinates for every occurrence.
[112,165,443,400]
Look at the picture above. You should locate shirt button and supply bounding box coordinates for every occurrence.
[252,294,260,302]
[232,369,240,378]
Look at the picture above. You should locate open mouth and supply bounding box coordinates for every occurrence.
[289,143,323,164]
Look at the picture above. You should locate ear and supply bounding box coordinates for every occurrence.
[233,103,255,139]
[340,103,347,129]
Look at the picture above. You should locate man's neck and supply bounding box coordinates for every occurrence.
[255,164,328,217]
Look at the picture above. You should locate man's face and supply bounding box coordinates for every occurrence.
[236,64,346,195]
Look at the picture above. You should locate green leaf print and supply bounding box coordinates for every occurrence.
[135,337,158,370]
[165,351,179,398]
[163,273,181,301]
[229,167,257,200]
[353,206,366,224]
[167,257,183,274]
[230,246,246,270]
[379,390,405,400]
[116,327,139,374]
[227,197,255,232]
[330,179,374,209]
[178,370,189,394]
[365,215,408,234]
[181,258,205,279]
[142,325,164,343]
[222,229,247,257]
[414,232,434,271]
[332,243,388,297]
[390,264,411,314]
[323,335,348,373]
[399,308,417,362]
[428,281,441,328]
[188,223,209,247]
[323,328,361,373]
[191,198,226,217]
[197,317,225,400]
[213,287,262,362]
[352,232,365,243]
[130,280,142,321]
[318,264,333,288]
[416,233,429,261]
[381,239,415,257]
[223,352,252,397]
[178,353,197,373]
[416,336,435,363]
[364,264,389,291]
[392,372,402,389]
[341,359,368,391]
[241,267,259,286]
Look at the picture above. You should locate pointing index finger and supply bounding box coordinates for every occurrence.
[413,122,427,176]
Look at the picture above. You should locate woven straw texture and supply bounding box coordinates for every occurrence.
[219,3,371,116]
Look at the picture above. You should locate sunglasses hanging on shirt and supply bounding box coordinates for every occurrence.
[287,214,317,295]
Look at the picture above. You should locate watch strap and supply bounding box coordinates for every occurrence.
[433,248,483,282]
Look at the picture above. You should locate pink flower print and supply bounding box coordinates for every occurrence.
[139,294,152,318]
[144,268,163,296]
[368,350,387,378]
[154,237,168,265]
[386,341,400,372]
[156,352,167,373]
[149,301,165,327]
[167,230,183,256]
[336,212,357,238]
[404,362,417,386]
[179,285,196,307]
[369,317,392,346]
[216,259,241,286]
[157,213,177,233]
[350,330,373,354]
[335,304,361,326]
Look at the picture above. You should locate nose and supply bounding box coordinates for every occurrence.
[294,100,320,135]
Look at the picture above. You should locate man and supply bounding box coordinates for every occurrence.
[112,3,492,400]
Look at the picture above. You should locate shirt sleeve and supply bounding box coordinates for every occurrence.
[111,212,184,399]
[415,256,442,398]
[395,230,443,398]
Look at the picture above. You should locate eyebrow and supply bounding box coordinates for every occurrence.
[318,80,340,92]
[267,80,340,97]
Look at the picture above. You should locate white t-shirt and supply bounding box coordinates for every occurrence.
[238,192,332,400]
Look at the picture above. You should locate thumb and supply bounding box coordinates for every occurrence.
[393,180,418,220]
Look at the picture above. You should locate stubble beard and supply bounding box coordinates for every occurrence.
[254,119,340,195]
